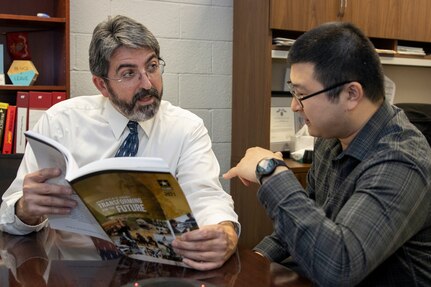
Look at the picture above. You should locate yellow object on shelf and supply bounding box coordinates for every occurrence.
[7,60,39,86]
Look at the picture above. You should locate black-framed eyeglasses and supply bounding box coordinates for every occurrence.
[286,80,353,109]
[104,58,165,86]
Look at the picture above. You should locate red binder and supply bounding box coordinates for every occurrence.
[52,91,67,106]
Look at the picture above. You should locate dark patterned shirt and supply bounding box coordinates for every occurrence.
[254,102,431,286]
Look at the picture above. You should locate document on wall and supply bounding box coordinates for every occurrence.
[270,106,295,144]
[384,75,396,104]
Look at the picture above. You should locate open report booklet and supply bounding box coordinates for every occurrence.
[24,130,199,267]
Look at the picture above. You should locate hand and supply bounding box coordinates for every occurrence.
[16,168,77,225]
[223,147,283,185]
[172,222,238,270]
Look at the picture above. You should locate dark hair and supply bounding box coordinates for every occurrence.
[89,15,160,78]
[287,22,385,102]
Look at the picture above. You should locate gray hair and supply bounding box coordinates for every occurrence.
[89,15,160,77]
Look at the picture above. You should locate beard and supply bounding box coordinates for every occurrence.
[107,84,162,121]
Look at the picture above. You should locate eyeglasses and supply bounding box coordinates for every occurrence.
[104,58,165,86]
[286,80,353,109]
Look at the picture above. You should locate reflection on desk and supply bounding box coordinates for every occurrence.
[0,228,311,287]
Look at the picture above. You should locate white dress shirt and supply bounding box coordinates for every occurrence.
[0,95,238,235]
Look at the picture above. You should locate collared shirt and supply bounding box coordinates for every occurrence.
[0,95,238,235]
[254,101,431,286]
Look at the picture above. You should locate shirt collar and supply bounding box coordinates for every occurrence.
[104,99,156,139]
[344,100,394,161]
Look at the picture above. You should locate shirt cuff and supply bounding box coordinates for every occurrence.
[0,197,47,235]
[254,234,290,262]
[13,215,47,234]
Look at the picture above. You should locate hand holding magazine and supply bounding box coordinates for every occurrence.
[24,130,199,266]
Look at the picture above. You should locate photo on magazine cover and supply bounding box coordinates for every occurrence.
[103,213,198,262]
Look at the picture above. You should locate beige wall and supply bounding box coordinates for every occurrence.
[383,65,431,104]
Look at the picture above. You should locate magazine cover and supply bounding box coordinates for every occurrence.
[70,170,199,266]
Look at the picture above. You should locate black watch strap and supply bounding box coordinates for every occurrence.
[256,158,288,185]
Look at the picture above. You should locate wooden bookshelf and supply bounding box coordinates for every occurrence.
[0,0,69,161]
[0,0,70,104]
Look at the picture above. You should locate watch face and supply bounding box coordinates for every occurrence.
[256,158,276,175]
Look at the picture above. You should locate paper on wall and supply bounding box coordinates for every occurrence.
[384,75,396,104]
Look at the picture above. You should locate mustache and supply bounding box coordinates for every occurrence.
[132,88,160,104]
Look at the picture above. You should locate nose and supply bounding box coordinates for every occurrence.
[138,71,152,90]
[291,97,302,112]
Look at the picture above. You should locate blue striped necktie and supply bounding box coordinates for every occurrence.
[115,121,139,157]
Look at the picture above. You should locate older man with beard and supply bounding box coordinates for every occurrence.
[0,15,239,271]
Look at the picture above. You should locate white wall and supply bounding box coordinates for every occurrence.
[70,0,233,192]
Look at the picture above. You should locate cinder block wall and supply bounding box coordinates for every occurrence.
[70,0,233,192]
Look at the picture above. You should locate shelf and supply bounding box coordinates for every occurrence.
[379,56,431,67]
[0,14,66,28]
[0,153,23,159]
[272,90,290,97]
[272,49,431,67]
[272,49,289,59]
[0,14,66,22]
[0,85,67,91]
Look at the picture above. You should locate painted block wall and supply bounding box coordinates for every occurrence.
[70,0,233,192]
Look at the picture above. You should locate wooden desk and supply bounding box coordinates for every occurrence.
[284,159,311,188]
[0,228,311,286]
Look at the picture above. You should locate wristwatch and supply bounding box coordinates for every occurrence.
[255,157,288,185]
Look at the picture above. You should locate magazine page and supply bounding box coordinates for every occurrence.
[66,157,170,182]
[24,131,111,241]
[24,130,78,178]
[70,170,199,267]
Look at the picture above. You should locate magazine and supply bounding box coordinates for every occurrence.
[24,130,199,267]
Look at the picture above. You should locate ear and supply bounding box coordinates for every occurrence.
[92,75,110,98]
[345,82,363,110]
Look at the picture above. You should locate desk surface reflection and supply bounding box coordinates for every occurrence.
[0,228,311,287]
